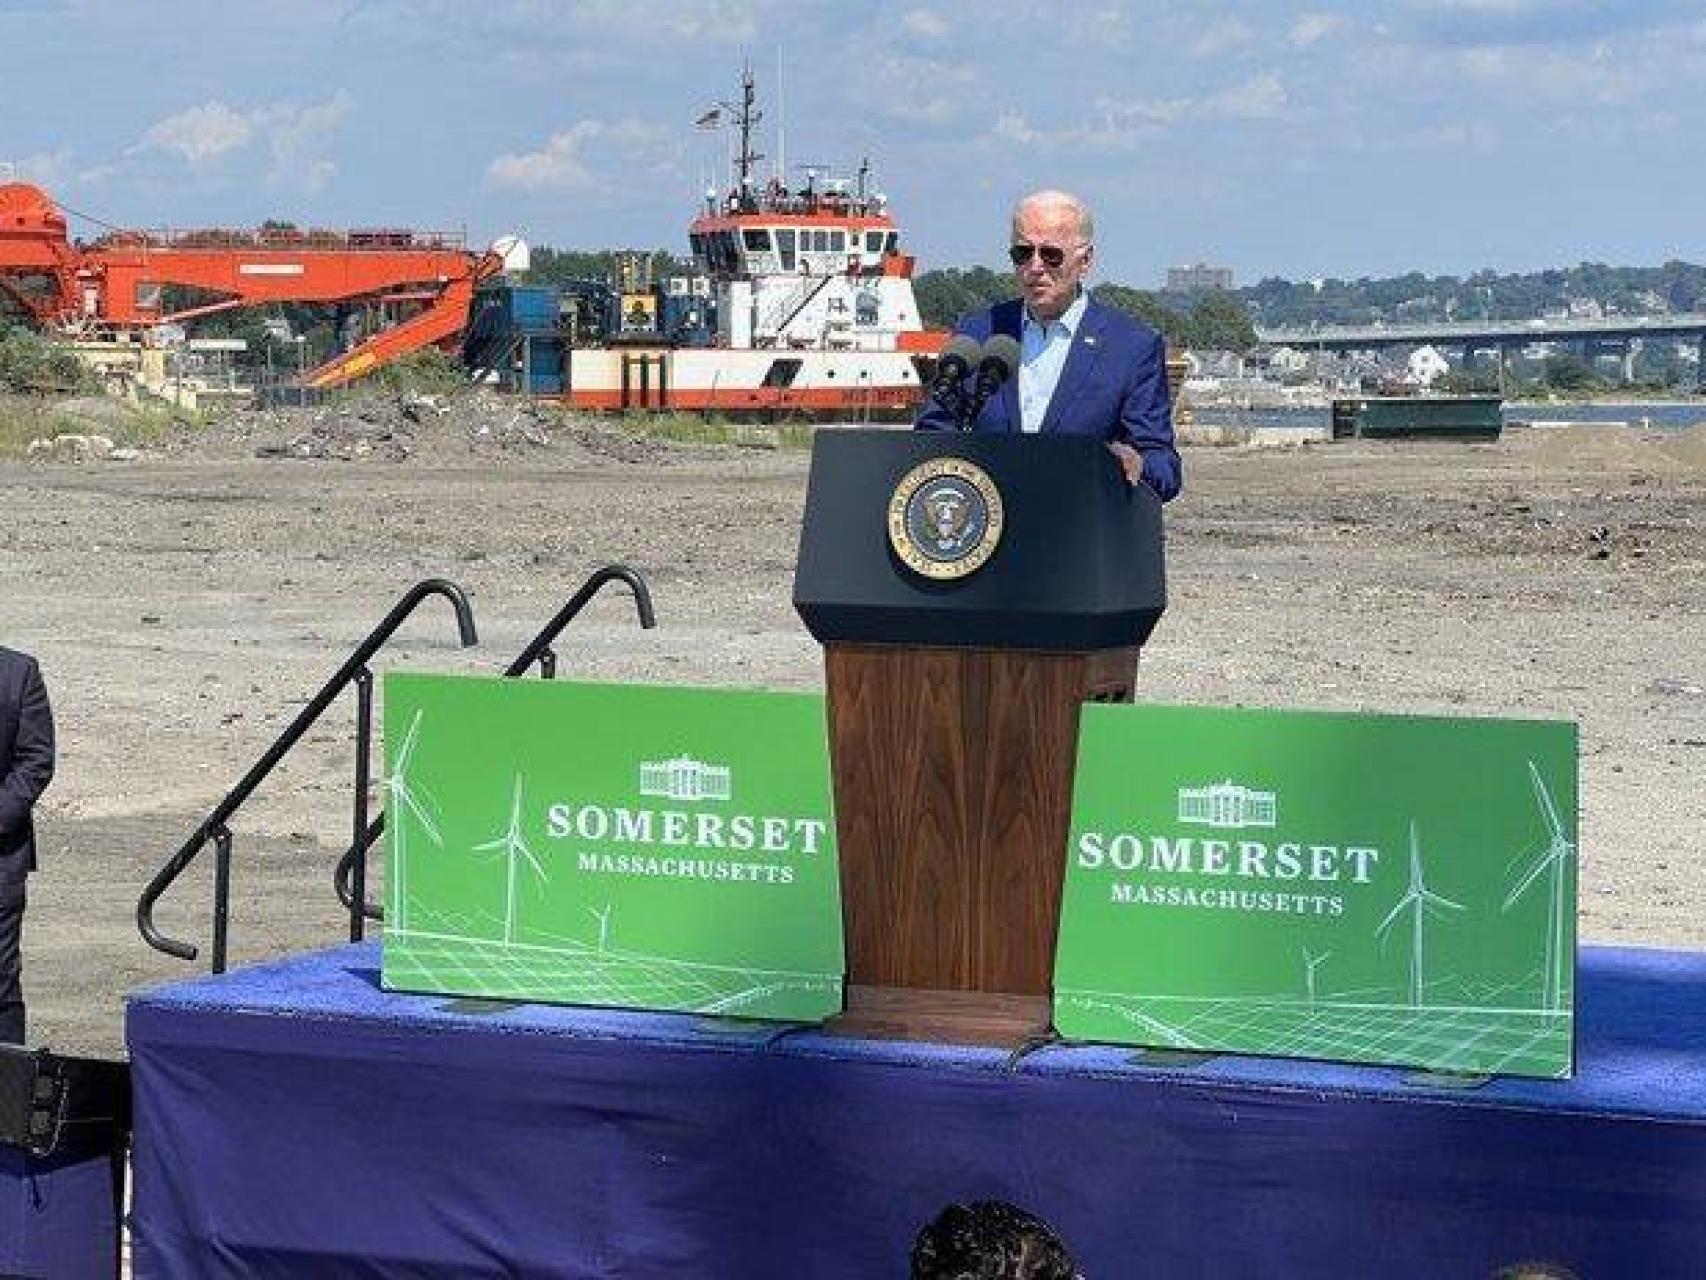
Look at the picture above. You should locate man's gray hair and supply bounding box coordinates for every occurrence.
[1012,190,1094,243]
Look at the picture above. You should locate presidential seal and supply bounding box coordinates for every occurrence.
[887,457,1005,580]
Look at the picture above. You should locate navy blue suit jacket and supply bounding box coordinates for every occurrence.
[915,296,1182,501]
[0,647,53,881]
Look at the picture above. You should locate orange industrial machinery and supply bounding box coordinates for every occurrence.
[0,182,499,387]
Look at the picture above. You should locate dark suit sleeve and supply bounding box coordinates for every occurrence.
[914,388,958,433]
[1117,330,1183,502]
[0,660,54,838]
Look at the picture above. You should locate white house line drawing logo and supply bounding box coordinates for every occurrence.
[1177,780,1277,829]
[639,756,732,802]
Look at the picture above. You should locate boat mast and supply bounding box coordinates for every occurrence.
[775,47,786,191]
[733,67,764,212]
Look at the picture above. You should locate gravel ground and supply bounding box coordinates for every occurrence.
[1,399,1703,1057]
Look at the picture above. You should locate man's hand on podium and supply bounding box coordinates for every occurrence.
[1107,440,1143,489]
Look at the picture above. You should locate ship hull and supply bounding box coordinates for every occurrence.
[551,346,931,418]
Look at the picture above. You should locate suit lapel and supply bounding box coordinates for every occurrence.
[1041,299,1107,434]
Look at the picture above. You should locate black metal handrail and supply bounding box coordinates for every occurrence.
[137,579,479,970]
[333,564,655,935]
[502,564,656,679]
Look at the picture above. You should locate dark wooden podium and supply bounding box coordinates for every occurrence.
[794,430,1166,1043]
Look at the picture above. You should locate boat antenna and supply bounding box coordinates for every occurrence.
[735,65,764,211]
[775,47,786,190]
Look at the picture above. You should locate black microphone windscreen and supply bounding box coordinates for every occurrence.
[938,334,981,379]
[978,334,1022,383]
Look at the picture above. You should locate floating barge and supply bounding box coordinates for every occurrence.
[1331,395,1504,441]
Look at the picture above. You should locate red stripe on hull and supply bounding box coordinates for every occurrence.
[560,385,923,412]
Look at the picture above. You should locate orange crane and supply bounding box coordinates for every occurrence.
[0,182,499,387]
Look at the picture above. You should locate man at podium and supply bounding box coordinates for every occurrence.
[915,189,1182,503]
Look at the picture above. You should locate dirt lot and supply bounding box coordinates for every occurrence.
[2,399,1703,1056]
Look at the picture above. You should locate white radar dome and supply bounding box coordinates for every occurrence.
[490,234,530,275]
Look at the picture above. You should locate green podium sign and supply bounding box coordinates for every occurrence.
[381,674,842,1021]
[1055,704,1578,1078]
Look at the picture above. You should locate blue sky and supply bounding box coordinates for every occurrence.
[3,0,1703,287]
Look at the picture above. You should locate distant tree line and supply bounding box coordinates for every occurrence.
[913,266,1259,352]
[1241,261,1706,329]
[526,247,694,286]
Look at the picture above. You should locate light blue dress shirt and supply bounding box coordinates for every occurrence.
[1018,290,1089,434]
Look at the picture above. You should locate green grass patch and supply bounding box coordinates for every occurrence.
[0,394,191,458]
[340,348,468,399]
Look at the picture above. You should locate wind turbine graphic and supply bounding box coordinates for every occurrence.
[1502,760,1575,1013]
[587,902,613,952]
[472,774,548,945]
[1302,946,1331,1004]
[384,710,442,934]
[1375,821,1464,1007]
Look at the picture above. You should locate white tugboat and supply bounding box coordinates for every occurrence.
[467,70,946,417]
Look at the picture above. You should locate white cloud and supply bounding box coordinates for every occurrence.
[900,8,949,40]
[128,94,350,190]
[557,0,773,43]
[1341,119,1498,155]
[1060,4,1137,49]
[1204,72,1287,120]
[867,54,982,125]
[983,68,1287,156]
[4,150,72,187]
[1409,0,1537,13]
[258,93,351,193]
[1191,17,1255,58]
[1290,13,1346,46]
[486,119,673,193]
[1455,43,1641,105]
[136,101,255,164]
[990,111,1040,146]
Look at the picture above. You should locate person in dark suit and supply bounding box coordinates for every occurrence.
[916,189,1182,502]
[0,646,54,1044]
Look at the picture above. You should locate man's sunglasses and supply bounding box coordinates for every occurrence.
[1009,242,1079,269]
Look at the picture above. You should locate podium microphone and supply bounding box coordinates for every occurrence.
[963,334,1021,428]
[928,334,982,422]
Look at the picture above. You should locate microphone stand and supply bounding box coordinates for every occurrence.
[960,353,1016,430]
[950,382,978,431]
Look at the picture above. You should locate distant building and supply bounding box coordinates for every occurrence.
[1407,345,1450,388]
[639,755,731,802]
[1178,780,1277,829]
[1166,263,1234,294]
